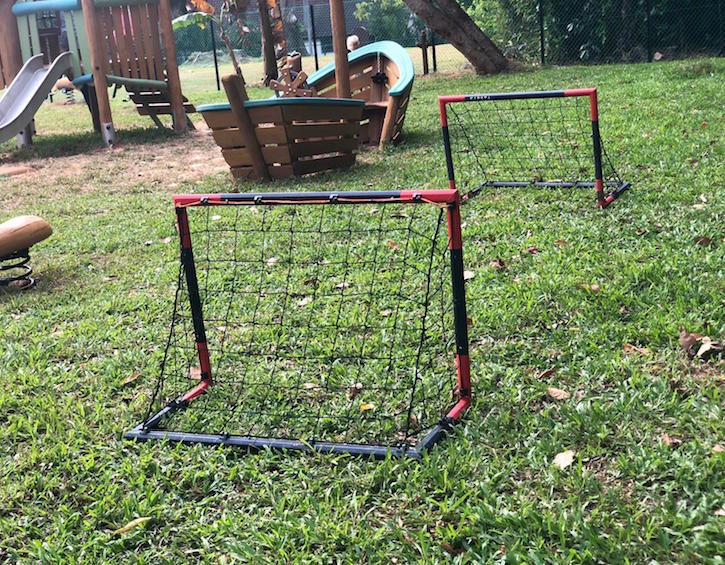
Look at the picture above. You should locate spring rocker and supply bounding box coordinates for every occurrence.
[0,215,52,289]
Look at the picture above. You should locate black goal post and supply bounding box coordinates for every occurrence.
[125,190,471,458]
[439,88,630,208]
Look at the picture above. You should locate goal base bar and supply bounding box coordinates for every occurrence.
[466,180,630,204]
[125,418,457,459]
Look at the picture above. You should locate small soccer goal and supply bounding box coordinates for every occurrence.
[439,88,630,208]
[126,190,471,458]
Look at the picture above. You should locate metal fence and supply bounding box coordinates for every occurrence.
[489,0,724,64]
[172,0,724,70]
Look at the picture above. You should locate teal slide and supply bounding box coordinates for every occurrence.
[0,52,73,148]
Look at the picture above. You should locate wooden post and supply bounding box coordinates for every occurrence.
[222,74,270,181]
[80,0,115,146]
[0,0,24,87]
[258,0,278,84]
[329,0,350,98]
[158,0,188,133]
[379,96,401,147]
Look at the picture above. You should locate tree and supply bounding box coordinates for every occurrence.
[401,0,508,73]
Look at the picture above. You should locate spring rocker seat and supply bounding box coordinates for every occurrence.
[0,215,52,289]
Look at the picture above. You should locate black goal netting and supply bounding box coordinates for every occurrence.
[128,191,470,457]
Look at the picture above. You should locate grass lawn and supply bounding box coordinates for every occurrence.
[1,55,724,562]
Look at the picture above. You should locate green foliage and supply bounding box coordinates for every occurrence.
[462,0,724,63]
[354,0,424,47]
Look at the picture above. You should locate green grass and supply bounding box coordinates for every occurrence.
[1,56,724,562]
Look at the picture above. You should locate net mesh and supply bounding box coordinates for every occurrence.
[143,201,459,450]
[444,95,624,196]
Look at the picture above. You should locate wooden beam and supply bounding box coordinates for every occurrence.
[222,74,271,182]
[157,0,188,133]
[329,0,350,98]
[258,0,278,83]
[80,0,115,145]
[0,0,23,87]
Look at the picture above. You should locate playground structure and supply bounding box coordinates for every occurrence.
[197,0,413,180]
[307,41,414,147]
[0,0,193,146]
[0,52,72,147]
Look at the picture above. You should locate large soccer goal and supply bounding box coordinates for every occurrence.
[439,88,630,208]
[126,190,471,458]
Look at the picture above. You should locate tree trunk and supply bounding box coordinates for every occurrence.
[402,0,508,74]
[258,0,278,83]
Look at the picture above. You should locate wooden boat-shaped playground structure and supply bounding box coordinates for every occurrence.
[0,0,415,180]
[198,41,415,181]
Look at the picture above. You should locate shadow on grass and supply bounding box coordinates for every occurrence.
[0,127,178,163]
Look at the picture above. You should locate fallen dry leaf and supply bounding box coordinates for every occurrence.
[578,283,601,293]
[679,327,702,354]
[463,270,475,281]
[161,236,172,244]
[112,517,152,536]
[122,371,141,385]
[441,542,466,556]
[266,256,279,266]
[103,275,117,282]
[189,366,201,380]
[347,382,363,399]
[553,449,575,469]
[525,246,539,255]
[297,296,312,307]
[661,433,682,447]
[537,368,556,380]
[546,386,570,400]
[554,239,567,246]
[653,51,663,61]
[715,508,725,517]
[489,258,506,272]
[387,240,399,251]
[699,194,708,203]
[623,343,650,356]
[380,309,392,317]
[712,444,723,453]
[694,236,712,246]
[696,337,724,360]
[303,382,319,390]
[359,403,374,412]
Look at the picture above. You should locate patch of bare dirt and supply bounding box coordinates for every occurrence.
[1,125,228,212]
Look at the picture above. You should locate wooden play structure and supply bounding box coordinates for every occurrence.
[199,74,364,180]
[0,215,52,289]
[198,0,414,181]
[1,0,193,145]
[307,41,414,147]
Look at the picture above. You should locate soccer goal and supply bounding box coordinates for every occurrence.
[126,190,471,458]
[439,88,629,208]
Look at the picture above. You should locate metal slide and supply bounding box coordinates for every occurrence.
[0,52,73,148]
